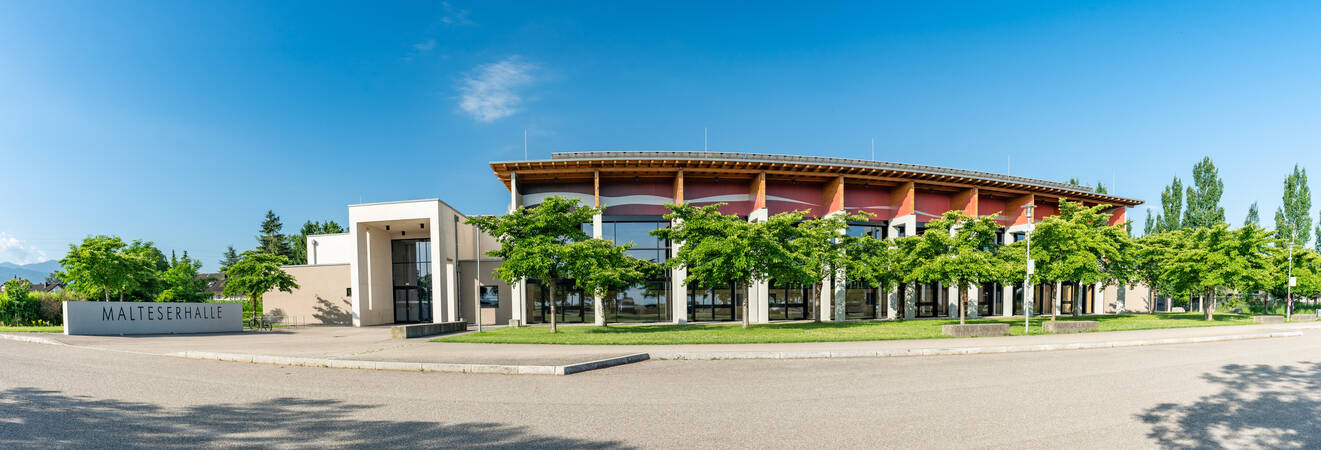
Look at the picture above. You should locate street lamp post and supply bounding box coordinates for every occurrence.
[1287,242,1295,321]
[1023,203,1036,334]
[476,232,482,333]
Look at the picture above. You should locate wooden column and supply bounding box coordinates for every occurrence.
[951,187,979,218]
[673,170,684,204]
[1005,194,1035,226]
[822,176,845,215]
[890,181,915,217]
[750,172,766,211]
[593,170,600,208]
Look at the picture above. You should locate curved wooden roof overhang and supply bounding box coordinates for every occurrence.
[489,156,1143,208]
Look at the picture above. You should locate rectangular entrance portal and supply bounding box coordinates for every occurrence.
[391,238,432,324]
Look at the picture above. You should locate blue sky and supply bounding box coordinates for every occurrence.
[1,1,1319,270]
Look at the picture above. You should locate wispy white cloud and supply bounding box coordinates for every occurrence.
[0,233,48,265]
[413,39,436,52]
[440,2,474,26]
[459,56,537,122]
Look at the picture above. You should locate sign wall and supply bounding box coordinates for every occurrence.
[63,301,242,336]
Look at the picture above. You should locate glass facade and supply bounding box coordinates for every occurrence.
[529,279,591,323]
[391,239,432,324]
[979,282,1002,316]
[689,283,741,322]
[532,218,671,323]
[1013,284,1025,315]
[767,281,811,320]
[1059,284,1095,315]
[915,282,945,318]
[844,282,879,319]
[1033,283,1055,316]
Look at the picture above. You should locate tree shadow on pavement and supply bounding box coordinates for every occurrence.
[1137,361,1321,448]
[0,387,630,449]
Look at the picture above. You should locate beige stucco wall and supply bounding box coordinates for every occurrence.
[458,260,512,325]
[264,264,353,325]
[1104,284,1153,313]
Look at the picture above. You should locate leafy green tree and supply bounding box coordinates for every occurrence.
[158,252,213,303]
[563,238,657,326]
[1280,248,1321,308]
[1156,225,1276,320]
[902,211,1003,325]
[653,203,808,328]
[1132,231,1181,313]
[1244,202,1260,227]
[0,279,39,325]
[256,210,292,259]
[1274,164,1311,248]
[1155,177,1184,233]
[1183,156,1226,229]
[60,236,131,301]
[1032,200,1132,317]
[1068,177,1081,186]
[222,251,298,323]
[1094,181,1108,194]
[840,221,908,320]
[467,196,600,333]
[1143,210,1155,236]
[123,240,168,300]
[790,212,877,322]
[220,245,241,270]
[289,220,346,265]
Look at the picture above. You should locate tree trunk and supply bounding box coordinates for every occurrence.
[1051,281,1058,321]
[250,290,261,325]
[741,282,750,329]
[104,288,110,302]
[548,277,558,333]
[958,283,967,325]
[1203,288,1214,321]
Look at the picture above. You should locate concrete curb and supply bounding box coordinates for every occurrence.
[169,351,650,376]
[649,331,1304,360]
[0,333,66,346]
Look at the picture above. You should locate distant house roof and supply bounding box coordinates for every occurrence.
[29,282,63,293]
[198,273,227,295]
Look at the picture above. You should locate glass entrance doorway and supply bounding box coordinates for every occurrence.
[391,239,432,323]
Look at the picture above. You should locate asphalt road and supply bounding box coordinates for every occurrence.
[3,332,1320,449]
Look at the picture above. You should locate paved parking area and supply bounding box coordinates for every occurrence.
[17,321,1321,367]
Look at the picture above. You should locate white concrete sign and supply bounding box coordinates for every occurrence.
[63,301,242,336]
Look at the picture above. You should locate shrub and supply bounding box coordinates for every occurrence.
[28,291,85,325]
[1,279,41,326]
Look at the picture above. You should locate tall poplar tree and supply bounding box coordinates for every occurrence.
[1244,202,1260,227]
[1182,157,1226,229]
[1144,210,1155,236]
[1273,165,1311,248]
[1157,177,1184,233]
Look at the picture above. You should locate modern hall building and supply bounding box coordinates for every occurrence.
[262,151,1149,328]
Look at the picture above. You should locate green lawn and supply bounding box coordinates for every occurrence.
[0,326,63,333]
[433,313,1255,345]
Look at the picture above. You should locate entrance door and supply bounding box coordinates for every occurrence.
[391,239,433,324]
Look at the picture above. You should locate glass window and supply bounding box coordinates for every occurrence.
[614,222,658,248]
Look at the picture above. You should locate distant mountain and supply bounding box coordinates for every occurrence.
[0,260,58,283]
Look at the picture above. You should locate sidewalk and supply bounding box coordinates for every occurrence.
[4,322,1315,375]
